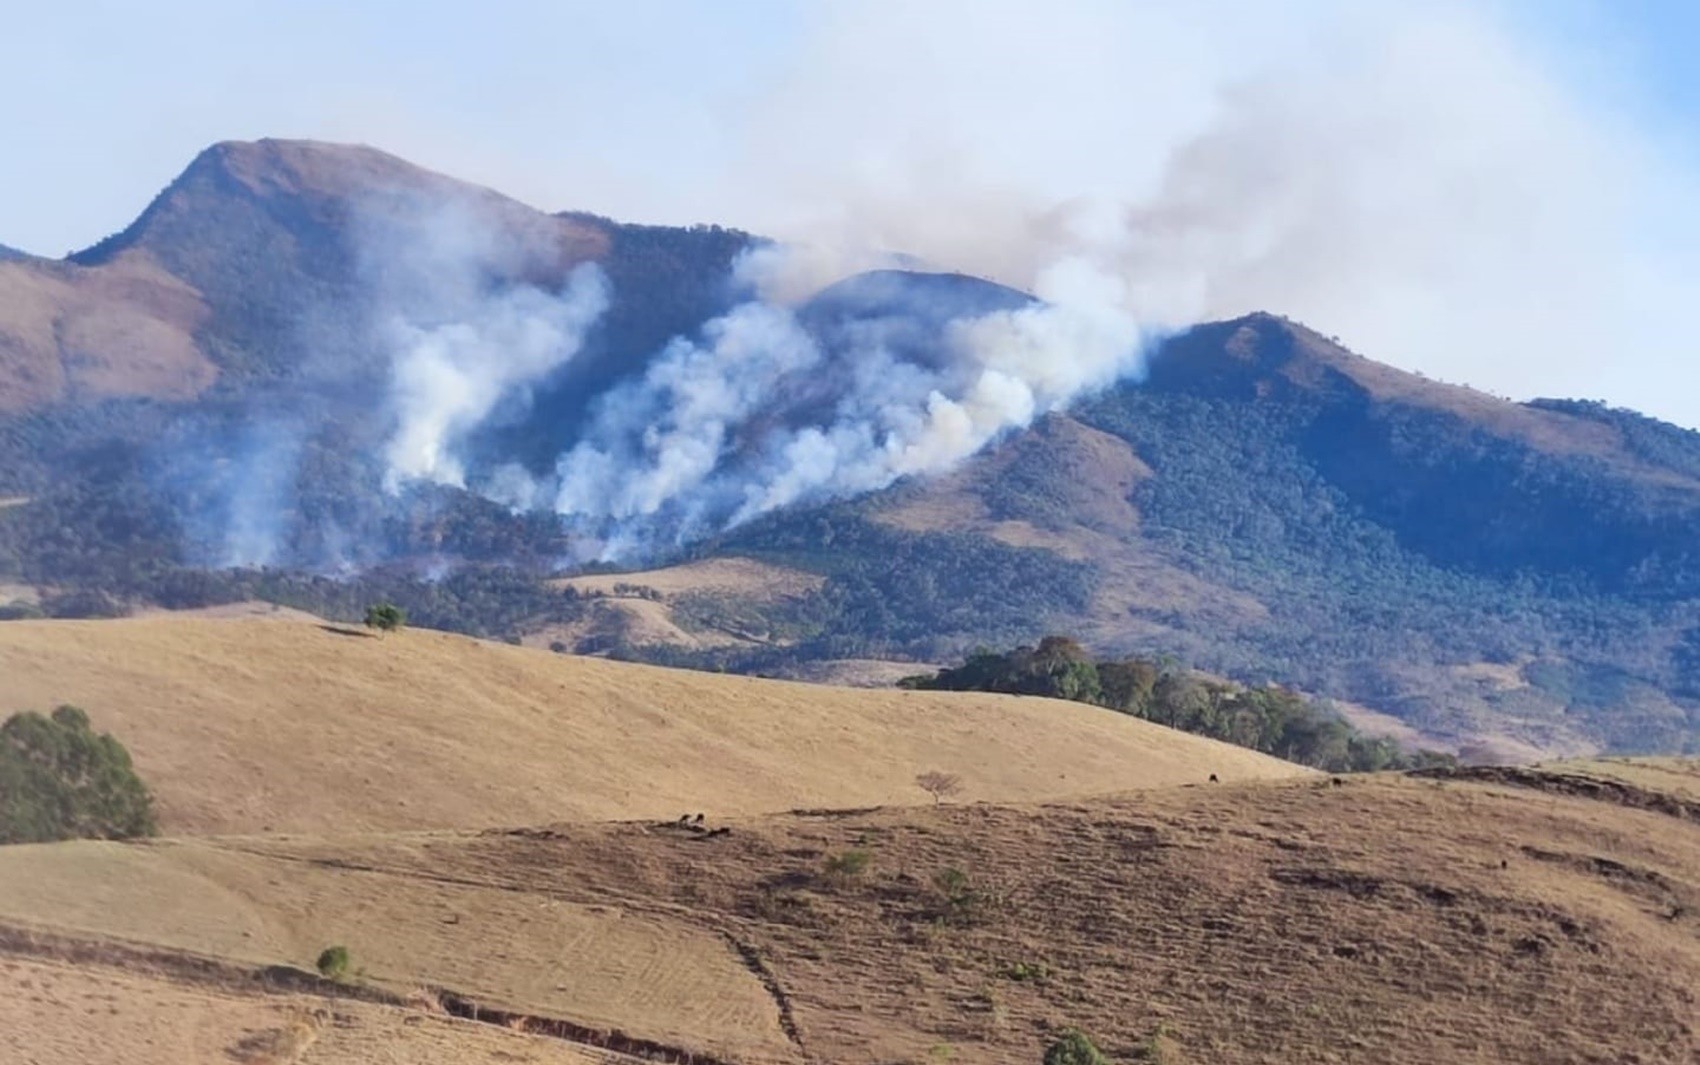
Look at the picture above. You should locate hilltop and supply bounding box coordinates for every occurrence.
[0,616,1302,835]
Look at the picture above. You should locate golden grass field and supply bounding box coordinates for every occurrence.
[550,557,826,602]
[2,616,1698,1063]
[0,616,1305,835]
[536,557,828,653]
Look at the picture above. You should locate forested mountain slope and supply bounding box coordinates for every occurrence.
[3,141,1698,756]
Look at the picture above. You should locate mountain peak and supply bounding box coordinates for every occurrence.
[180,138,530,207]
[68,138,606,271]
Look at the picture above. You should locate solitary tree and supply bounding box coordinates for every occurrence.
[363,602,407,635]
[915,770,963,804]
[315,945,351,979]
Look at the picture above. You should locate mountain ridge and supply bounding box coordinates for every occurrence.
[2,138,1698,756]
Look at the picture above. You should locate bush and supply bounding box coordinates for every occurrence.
[315,945,350,979]
[0,705,157,844]
[0,601,43,621]
[363,602,407,634]
[1043,1029,1108,1065]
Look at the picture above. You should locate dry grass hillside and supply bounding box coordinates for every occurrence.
[535,558,828,654]
[2,767,1698,1063]
[0,248,213,411]
[0,951,622,1065]
[0,616,1304,835]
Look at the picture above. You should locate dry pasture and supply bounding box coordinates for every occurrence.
[0,616,1305,836]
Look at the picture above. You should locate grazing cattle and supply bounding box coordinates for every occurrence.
[1208,773,1219,783]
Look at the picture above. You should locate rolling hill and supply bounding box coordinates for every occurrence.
[0,615,1304,835]
[1,753,1697,1062]
[3,617,1699,1061]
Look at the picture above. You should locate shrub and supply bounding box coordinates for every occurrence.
[315,945,351,979]
[363,602,407,634]
[1043,1029,1108,1065]
[0,601,44,621]
[0,705,156,844]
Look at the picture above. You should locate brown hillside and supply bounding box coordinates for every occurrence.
[0,952,617,1065]
[2,769,1697,1063]
[75,139,611,280]
[0,616,1306,835]
[0,249,212,411]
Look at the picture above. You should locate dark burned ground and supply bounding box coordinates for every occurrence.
[238,774,1700,1064]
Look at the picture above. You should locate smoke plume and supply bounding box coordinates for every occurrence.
[378,233,1146,558]
[383,265,608,490]
[699,0,1700,423]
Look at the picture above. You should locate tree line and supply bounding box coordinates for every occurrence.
[901,637,1455,773]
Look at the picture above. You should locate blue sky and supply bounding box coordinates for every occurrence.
[4,1,1699,426]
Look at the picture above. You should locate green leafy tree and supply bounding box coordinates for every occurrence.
[363,602,407,634]
[315,945,351,979]
[1098,658,1159,715]
[0,705,157,844]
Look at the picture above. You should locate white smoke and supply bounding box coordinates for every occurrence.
[731,258,1141,522]
[363,186,612,497]
[552,300,821,524]
[503,254,1146,556]
[217,421,305,569]
[383,265,608,490]
[365,180,1147,559]
[638,0,1700,427]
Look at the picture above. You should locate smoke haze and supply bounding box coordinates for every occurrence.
[370,211,1146,558]
[705,1,1700,425]
[363,1,1700,558]
[85,0,1700,568]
